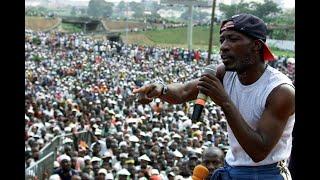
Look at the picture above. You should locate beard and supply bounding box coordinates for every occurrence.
[224,55,255,73]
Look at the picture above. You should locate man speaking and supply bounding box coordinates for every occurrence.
[133,13,294,179]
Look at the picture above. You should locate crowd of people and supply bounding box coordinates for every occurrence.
[25,29,295,180]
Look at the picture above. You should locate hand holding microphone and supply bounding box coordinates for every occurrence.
[192,64,217,123]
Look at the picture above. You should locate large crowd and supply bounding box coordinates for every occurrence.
[25,30,295,180]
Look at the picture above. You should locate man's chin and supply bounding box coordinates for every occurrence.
[224,66,236,72]
[223,62,236,72]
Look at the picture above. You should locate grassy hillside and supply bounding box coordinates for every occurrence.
[125,26,294,57]
[142,26,220,47]
[25,16,60,31]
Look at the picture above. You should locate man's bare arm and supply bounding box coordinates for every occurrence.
[133,79,199,104]
[221,84,295,162]
[160,80,199,104]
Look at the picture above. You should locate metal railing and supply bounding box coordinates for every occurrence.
[39,136,60,159]
[39,130,93,159]
[26,130,93,180]
[25,152,55,180]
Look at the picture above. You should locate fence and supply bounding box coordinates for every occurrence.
[26,130,93,180]
[267,39,295,51]
[25,152,55,180]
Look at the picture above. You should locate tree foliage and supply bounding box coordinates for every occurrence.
[268,8,295,40]
[87,0,114,18]
[250,0,282,23]
[218,0,281,23]
[180,8,210,23]
[217,0,293,40]
[219,0,252,19]
[128,2,145,19]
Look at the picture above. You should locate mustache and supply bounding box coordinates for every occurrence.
[220,54,234,60]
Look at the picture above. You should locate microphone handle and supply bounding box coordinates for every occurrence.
[192,104,204,123]
[192,92,208,123]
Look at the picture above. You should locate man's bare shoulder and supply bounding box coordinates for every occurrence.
[216,63,226,83]
[266,83,295,118]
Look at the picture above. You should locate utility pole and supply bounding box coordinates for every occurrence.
[187,4,193,50]
[125,0,129,44]
[161,0,212,51]
[207,0,216,65]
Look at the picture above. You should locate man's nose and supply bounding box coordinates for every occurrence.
[220,40,230,52]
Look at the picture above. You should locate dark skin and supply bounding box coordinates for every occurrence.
[133,30,295,163]
[202,147,224,179]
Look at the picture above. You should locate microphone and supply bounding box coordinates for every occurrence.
[192,164,209,180]
[191,64,217,123]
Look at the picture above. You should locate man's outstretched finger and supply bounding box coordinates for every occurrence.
[133,86,149,94]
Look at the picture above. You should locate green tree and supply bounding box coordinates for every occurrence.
[250,0,281,23]
[218,0,281,23]
[150,1,161,14]
[116,1,126,17]
[218,0,252,19]
[129,2,145,19]
[180,8,210,22]
[269,8,295,40]
[87,0,114,18]
[70,7,77,16]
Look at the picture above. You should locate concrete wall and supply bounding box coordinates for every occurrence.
[266,39,295,51]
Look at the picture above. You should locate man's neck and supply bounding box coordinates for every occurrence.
[237,63,267,85]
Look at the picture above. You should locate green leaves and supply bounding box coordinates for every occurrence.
[87,0,114,18]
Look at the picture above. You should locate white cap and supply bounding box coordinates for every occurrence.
[152,128,160,133]
[64,127,72,132]
[53,161,60,168]
[172,134,181,139]
[117,168,131,176]
[169,172,175,176]
[119,141,128,147]
[59,154,71,162]
[90,156,102,163]
[191,124,199,129]
[102,151,112,158]
[119,153,128,158]
[63,137,73,144]
[95,129,102,136]
[49,174,61,180]
[92,124,99,129]
[173,150,183,158]
[129,135,139,142]
[206,131,213,135]
[140,131,146,136]
[287,57,295,64]
[105,173,114,179]
[151,169,160,175]
[84,155,91,161]
[98,168,108,175]
[37,138,44,144]
[177,111,184,116]
[194,148,203,154]
[138,154,151,162]
[181,116,188,120]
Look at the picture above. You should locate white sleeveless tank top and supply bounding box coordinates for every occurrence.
[223,65,295,166]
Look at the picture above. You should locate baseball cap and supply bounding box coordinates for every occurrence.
[220,13,275,61]
[98,168,108,176]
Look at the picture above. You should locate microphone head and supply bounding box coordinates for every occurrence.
[203,64,217,76]
[192,164,209,180]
